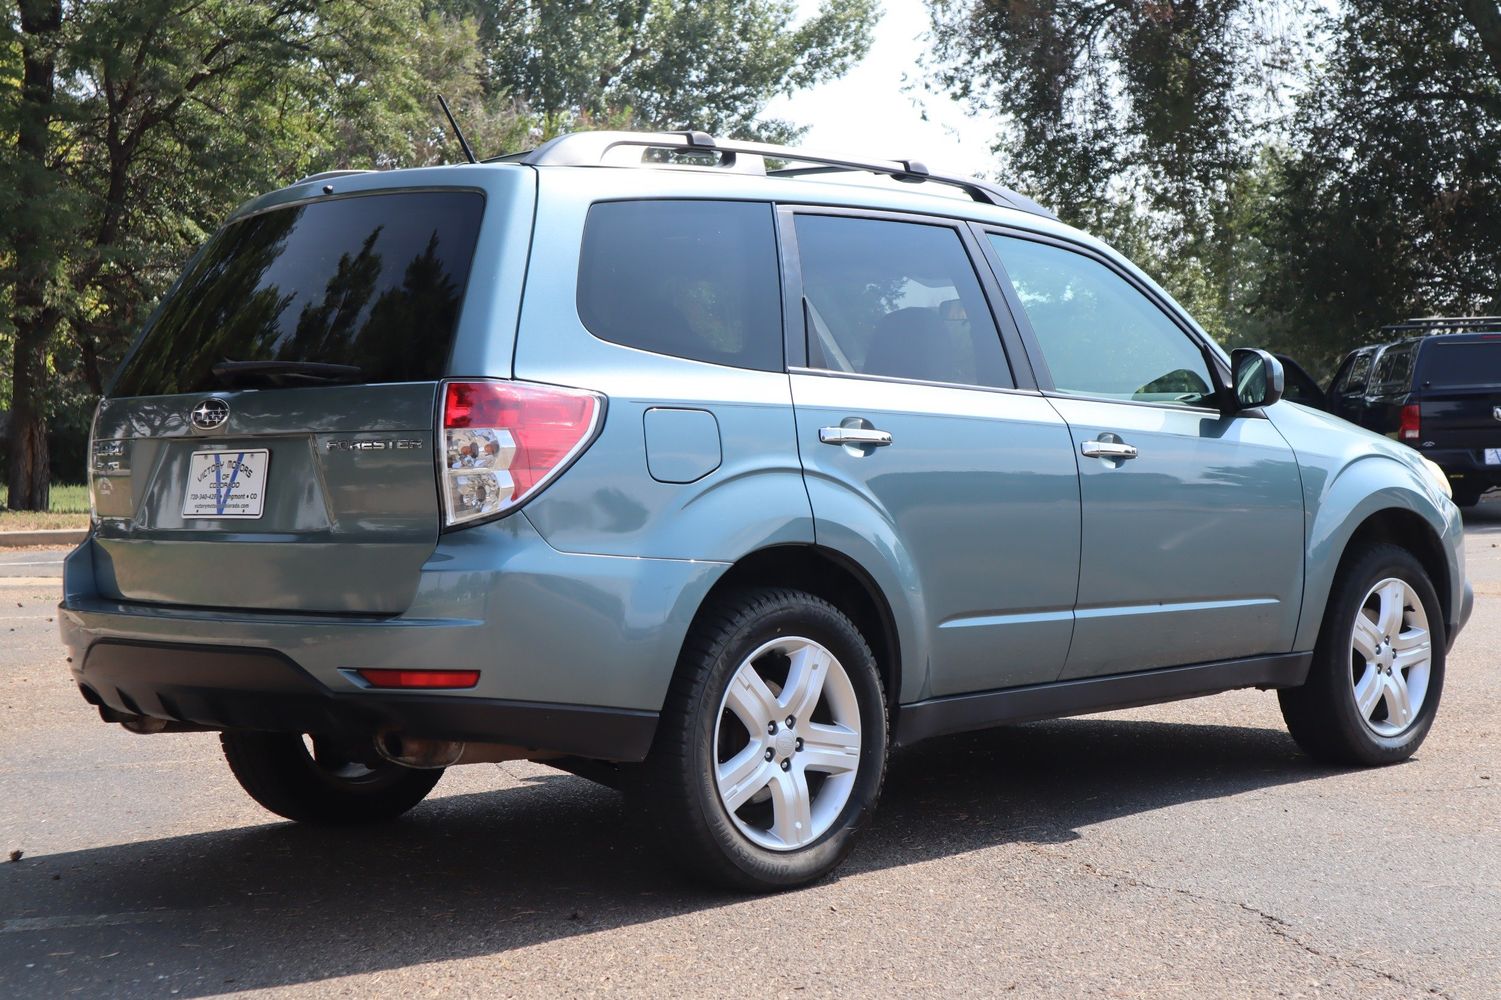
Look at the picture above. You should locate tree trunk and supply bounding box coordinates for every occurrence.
[7,0,64,512]
[1459,0,1501,81]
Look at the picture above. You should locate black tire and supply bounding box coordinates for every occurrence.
[639,587,888,892]
[1451,483,1485,508]
[220,731,443,824]
[1278,543,1446,766]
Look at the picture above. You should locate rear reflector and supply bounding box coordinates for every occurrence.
[357,669,481,689]
[440,380,603,527]
[1399,403,1421,442]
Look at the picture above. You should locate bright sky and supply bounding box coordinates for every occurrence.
[763,1,999,179]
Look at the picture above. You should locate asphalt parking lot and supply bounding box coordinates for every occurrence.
[2,513,1498,999]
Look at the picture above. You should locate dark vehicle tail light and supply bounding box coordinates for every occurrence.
[1399,404,1421,442]
[439,380,603,527]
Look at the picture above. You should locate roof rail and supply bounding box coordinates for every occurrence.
[508,130,1057,221]
[1380,315,1501,336]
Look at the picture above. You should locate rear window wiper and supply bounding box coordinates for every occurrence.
[209,360,365,388]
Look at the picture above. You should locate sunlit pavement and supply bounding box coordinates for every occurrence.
[2,515,1498,998]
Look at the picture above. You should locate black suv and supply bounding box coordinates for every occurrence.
[1328,317,1501,506]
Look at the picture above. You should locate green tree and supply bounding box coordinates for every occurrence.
[4,0,67,509]
[480,0,877,141]
[2,0,879,506]
[1250,1,1501,372]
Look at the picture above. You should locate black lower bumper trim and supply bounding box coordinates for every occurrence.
[76,639,658,762]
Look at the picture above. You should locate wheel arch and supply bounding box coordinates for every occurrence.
[683,544,909,723]
[1329,507,1452,631]
[1300,489,1461,652]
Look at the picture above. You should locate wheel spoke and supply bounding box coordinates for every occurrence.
[769,768,815,848]
[1353,665,1384,720]
[1391,625,1429,654]
[1382,670,1414,729]
[724,663,779,732]
[717,746,775,813]
[1393,643,1431,674]
[800,722,860,775]
[1374,581,1407,638]
[1352,612,1383,661]
[779,643,832,723]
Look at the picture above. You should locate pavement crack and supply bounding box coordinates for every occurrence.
[1067,858,1454,1000]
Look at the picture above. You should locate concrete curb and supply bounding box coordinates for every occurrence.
[0,528,87,548]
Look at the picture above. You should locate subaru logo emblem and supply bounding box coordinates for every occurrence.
[190,398,231,431]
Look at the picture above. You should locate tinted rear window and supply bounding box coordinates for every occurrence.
[1369,344,1415,392]
[112,190,484,397]
[577,200,782,371]
[1419,340,1501,387]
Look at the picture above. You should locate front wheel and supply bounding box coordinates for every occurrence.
[640,588,888,891]
[1279,543,1445,766]
[221,731,443,824]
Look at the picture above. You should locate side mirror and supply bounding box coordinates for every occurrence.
[1231,348,1285,411]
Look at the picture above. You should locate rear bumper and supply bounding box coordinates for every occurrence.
[1424,448,1501,482]
[59,514,727,761]
[73,639,656,760]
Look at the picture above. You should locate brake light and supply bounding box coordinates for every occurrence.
[357,669,480,689]
[1399,404,1421,442]
[439,380,603,526]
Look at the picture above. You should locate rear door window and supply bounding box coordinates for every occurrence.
[577,200,783,371]
[794,214,1012,388]
[112,190,485,397]
[1369,345,1415,394]
[1337,350,1374,394]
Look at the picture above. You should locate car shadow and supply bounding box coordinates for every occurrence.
[1,716,1338,997]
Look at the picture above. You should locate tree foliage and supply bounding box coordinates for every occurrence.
[1251,1,1501,370]
[925,1,1501,375]
[0,0,876,506]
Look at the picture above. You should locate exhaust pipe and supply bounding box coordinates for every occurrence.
[376,732,465,768]
[375,732,558,769]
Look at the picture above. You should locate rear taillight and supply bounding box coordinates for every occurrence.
[1399,404,1421,442]
[439,380,603,527]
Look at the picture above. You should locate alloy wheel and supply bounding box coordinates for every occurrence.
[712,636,862,851]
[1349,577,1432,738]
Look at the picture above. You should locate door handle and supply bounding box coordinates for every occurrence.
[819,426,893,447]
[1081,439,1138,460]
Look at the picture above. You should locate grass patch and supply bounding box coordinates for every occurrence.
[0,483,92,532]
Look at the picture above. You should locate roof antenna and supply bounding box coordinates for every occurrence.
[438,94,477,164]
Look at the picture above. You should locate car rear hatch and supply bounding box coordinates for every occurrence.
[88,181,515,614]
[1411,335,1501,456]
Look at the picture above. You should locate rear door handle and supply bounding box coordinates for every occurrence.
[819,426,893,447]
[1081,439,1138,460]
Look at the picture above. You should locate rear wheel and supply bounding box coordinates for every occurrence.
[1452,482,1487,508]
[221,731,443,824]
[1278,543,1445,766]
[640,588,888,891]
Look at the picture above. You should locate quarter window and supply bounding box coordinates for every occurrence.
[990,235,1216,405]
[577,200,783,371]
[795,214,1011,388]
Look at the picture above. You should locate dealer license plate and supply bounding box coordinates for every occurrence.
[182,449,270,519]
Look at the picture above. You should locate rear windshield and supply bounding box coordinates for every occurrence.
[111,190,485,397]
[1418,340,1501,388]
